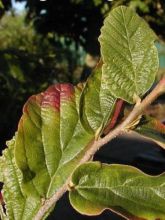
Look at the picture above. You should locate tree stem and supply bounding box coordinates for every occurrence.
[34,77,165,220]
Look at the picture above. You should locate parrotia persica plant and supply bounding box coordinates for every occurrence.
[0,5,165,220]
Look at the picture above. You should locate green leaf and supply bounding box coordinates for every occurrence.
[0,67,118,218]
[15,84,93,199]
[0,6,161,219]
[9,64,25,83]
[0,1,4,9]
[80,62,117,135]
[134,115,165,149]
[14,64,118,201]
[69,162,165,220]
[0,136,41,220]
[99,6,159,103]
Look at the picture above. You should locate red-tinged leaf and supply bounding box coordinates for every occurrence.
[103,99,124,135]
[0,192,3,205]
[14,65,118,200]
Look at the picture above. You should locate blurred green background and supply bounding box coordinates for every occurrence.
[0,0,165,148]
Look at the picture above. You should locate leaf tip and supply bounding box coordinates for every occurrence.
[42,83,75,111]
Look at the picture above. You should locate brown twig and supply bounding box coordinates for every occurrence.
[34,77,165,220]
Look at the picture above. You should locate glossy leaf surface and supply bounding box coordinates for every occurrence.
[0,5,161,220]
[70,162,165,220]
[80,62,117,135]
[14,61,118,201]
[15,83,94,199]
[0,137,41,220]
[0,71,117,219]
[99,6,159,103]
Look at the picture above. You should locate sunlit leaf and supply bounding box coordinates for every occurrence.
[80,61,117,135]
[0,5,161,220]
[0,137,41,220]
[69,162,165,220]
[99,6,159,103]
[0,64,118,219]
[15,84,93,199]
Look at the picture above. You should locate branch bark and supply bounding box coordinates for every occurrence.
[34,77,165,220]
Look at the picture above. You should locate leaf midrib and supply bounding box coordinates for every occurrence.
[46,88,85,196]
[76,184,165,191]
[76,185,165,213]
[120,7,137,94]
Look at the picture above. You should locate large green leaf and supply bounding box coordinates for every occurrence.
[134,115,165,149]
[0,83,95,219]
[13,62,118,202]
[69,162,165,220]
[0,137,41,220]
[15,84,93,199]
[99,6,159,103]
[0,65,118,219]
